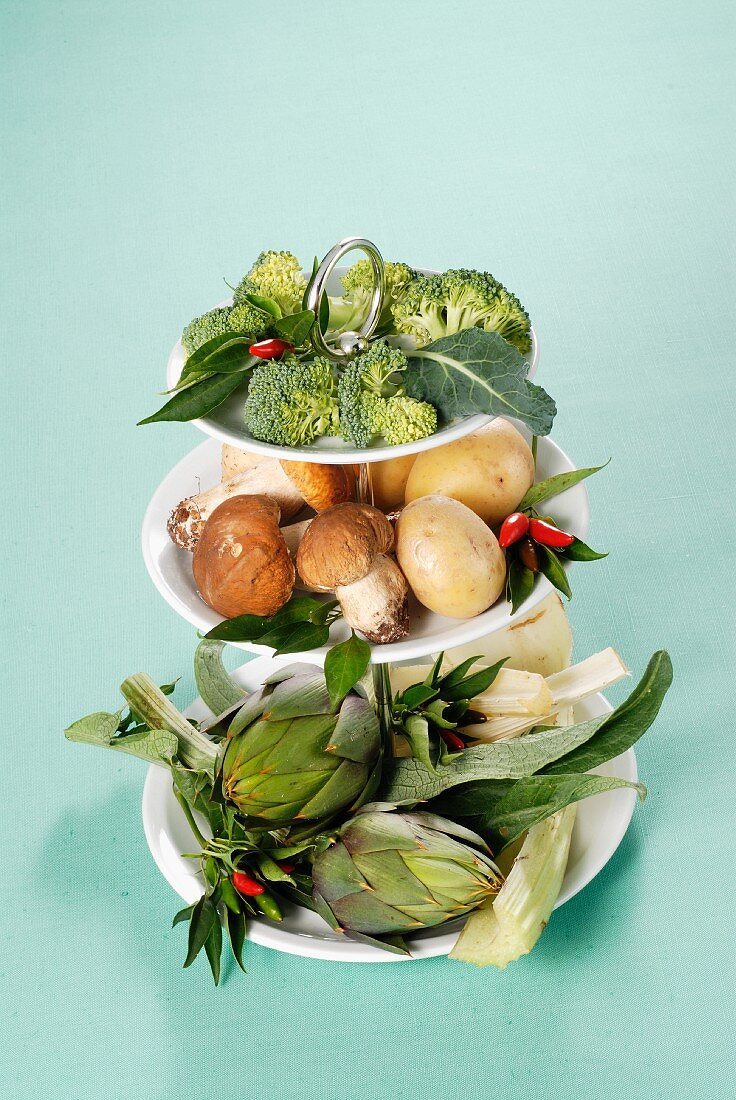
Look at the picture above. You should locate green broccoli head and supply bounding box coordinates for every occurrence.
[234,250,307,316]
[337,341,436,448]
[391,269,532,353]
[390,274,448,345]
[337,361,385,448]
[228,300,272,336]
[244,355,339,447]
[374,395,438,446]
[181,307,232,355]
[181,302,270,356]
[329,259,417,336]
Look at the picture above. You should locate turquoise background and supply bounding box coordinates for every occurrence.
[2,1,734,1096]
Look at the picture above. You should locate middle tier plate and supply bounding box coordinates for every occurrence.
[142,436,590,664]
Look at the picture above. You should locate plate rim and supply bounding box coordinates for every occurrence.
[141,656,638,964]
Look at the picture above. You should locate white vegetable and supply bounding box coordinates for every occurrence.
[471,667,552,717]
[449,803,577,968]
[461,647,628,742]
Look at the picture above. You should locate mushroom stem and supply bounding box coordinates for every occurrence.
[280,519,321,592]
[168,460,305,551]
[335,555,409,644]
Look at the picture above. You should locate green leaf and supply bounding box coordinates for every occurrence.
[438,656,483,689]
[65,711,120,747]
[406,329,556,435]
[205,612,274,642]
[559,537,608,562]
[204,596,334,643]
[380,714,612,803]
[273,596,333,624]
[402,714,435,772]
[272,309,315,346]
[518,463,608,511]
[239,291,282,319]
[260,621,331,654]
[194,639,244,715]
[439,659,507,703]
[64,711,178,765]
[110,728,179,764]
[544,651,673,775]
[172,904,195,928]
[225,909,247,972]
[184,895,217,968]
[537,545,572,599]
[139,371,247,425]
[302,256,320,310]
[482,772,647,847]
[324,633,371,710]
[173,334,256,390]
[508,558,536,614]
[400,683,440,709]
[203,914,223,985]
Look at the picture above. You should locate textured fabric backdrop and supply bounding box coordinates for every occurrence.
[2,1,734,1097]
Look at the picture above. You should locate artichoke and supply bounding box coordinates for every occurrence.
[312,806,502,935]
[221,665,381,825]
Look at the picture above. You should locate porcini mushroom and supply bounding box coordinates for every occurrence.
[168,458,354,551]
[193,494,295,618]
[296,503,409,644]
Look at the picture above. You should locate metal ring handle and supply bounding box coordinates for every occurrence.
[305,237,386,361]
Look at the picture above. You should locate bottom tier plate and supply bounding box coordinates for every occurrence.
[142,654,638,963]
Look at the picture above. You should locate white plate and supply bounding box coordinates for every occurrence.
[163,267,539,464]
[142,655,637,962]
[141,433,589,665]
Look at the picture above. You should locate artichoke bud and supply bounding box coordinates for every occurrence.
[312,806,502,935]
[221,669,381,825]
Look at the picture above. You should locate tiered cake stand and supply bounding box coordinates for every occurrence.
[140,240,633,962]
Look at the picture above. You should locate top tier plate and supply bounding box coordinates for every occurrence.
[165,269,539,464]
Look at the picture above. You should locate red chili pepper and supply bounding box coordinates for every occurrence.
[498,512,530,548]
[248,338,295,360]
[232,871,265,897]
[440,730,465,752]
[278,862,295,874]
[528,518,575,548]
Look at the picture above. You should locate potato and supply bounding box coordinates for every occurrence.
[404,418,534,525]
[396,495,506,618]
[368,454,416,511]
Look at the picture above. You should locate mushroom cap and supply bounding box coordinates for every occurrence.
[193,494,295,618]
[296,502,394,591]
[280,460,354,513]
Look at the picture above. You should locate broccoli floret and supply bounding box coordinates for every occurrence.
[228,300,272,335]
[234,250,307,316]
[391,269,531,353]
[244,355,339,447]
[329,259,417,336]
[336,362,385,448]
[337,341,436,447]
[181,307,232,355]
[181,302,270,356]
[374,395,438,446]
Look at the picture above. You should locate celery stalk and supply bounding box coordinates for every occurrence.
[120,673,218,773]
[461,648,628,743]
